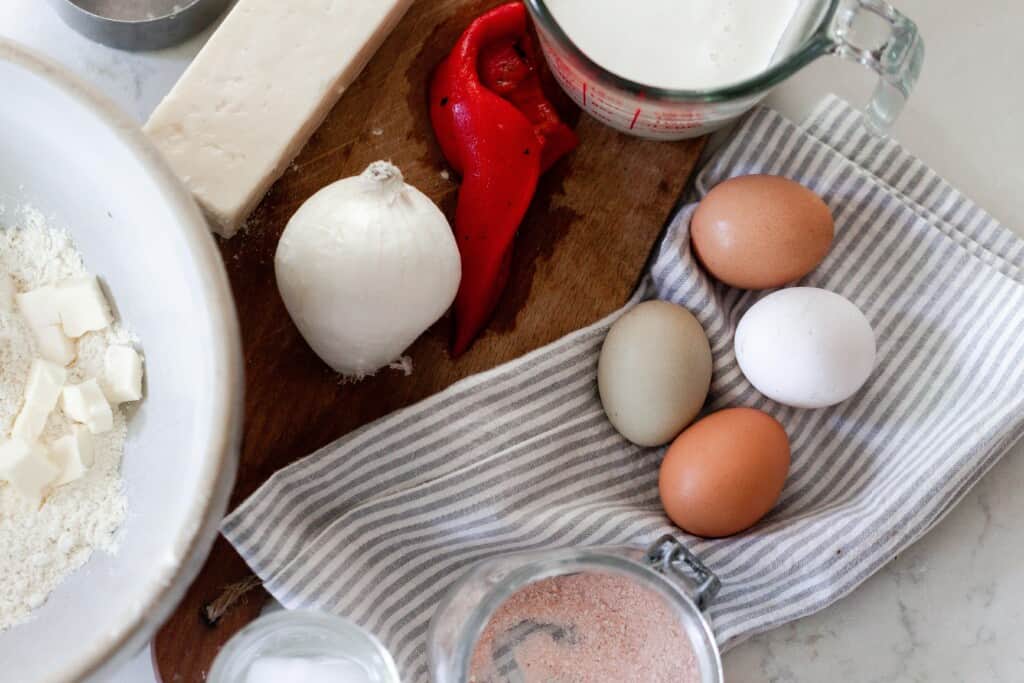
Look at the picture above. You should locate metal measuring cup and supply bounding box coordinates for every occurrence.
[48,0,232,50]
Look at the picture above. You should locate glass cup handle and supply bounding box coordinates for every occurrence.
[645,535,721,610]
[829,0,925,133]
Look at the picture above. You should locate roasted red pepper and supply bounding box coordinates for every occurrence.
[430,2,578,355]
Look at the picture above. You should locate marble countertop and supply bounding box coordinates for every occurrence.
[2,2,1021,681]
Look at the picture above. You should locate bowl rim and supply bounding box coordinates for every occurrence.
[0,37,244,682]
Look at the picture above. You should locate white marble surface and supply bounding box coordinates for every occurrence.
[2,1,1022,681]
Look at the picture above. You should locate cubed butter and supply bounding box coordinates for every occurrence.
[31,326,76,366]
[61,379,114,434]
[16,286,62,327]
[12,359,68,441]
[16,287,76,365]
[49,425,95,487]
[144,0,414,237]
[0,438,59,505]
[11,407,49,443]
[103,345,143,404]
[0,273,15,313]
[56,276,112,338]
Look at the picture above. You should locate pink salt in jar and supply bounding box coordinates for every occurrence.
[428,536,723,683]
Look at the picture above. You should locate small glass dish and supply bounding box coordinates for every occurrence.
[208,610,400,683]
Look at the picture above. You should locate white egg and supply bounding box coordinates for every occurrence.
[735,288,876,409]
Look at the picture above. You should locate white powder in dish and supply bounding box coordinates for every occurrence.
[0,206,134,630]
[246,656,376,683]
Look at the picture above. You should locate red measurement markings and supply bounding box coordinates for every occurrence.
[629,108,642,130]
[582,82,588,107]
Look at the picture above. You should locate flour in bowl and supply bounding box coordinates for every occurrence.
[0,205,142,630]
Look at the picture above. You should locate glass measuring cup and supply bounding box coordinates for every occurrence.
[428,535,723,683]
[525,0,924,139]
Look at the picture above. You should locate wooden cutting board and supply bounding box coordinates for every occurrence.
[152,1,704,680]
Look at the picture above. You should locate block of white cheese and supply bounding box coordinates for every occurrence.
[0,438,59,506]
[143,0,414,238]
[12,359,67,441]
[49,425,95,487]
[103,345,144,404]
[16,287,75,365]
[61,379,114,435]
[0,273,14,312]
[56,276,112,338]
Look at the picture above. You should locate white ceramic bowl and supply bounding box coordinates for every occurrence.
[0,40,243,681]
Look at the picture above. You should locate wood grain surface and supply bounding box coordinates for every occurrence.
[152,0,704,679]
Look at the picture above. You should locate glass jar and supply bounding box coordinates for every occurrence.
[209,610,401,683]
[428,535,723,683]
[525,0,924,139]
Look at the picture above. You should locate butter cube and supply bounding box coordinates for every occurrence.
[61,379,113,434]
[16,287,62,327]
[0,438,59,505]
[16,288,75,365]
[49,426,95,487]
[12,359,67,441]
[56,276,112,338]
[103,346,143,404]
[15,277,113,344]
[32,326,76,366]
[0,274,14,312]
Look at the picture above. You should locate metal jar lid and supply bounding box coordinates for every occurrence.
[48,0,233,51]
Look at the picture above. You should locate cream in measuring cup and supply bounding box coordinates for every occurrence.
[526,0,924,139]
[546,0,800,90]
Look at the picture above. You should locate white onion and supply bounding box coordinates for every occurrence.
[275,161,461,378]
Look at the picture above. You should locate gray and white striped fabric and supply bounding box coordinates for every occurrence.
[223,96,1024,681]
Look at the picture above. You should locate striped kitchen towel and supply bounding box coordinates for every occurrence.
[222,96,1024,681]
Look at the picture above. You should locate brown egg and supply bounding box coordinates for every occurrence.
[658,407,790,538]
[691,175,834,289]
